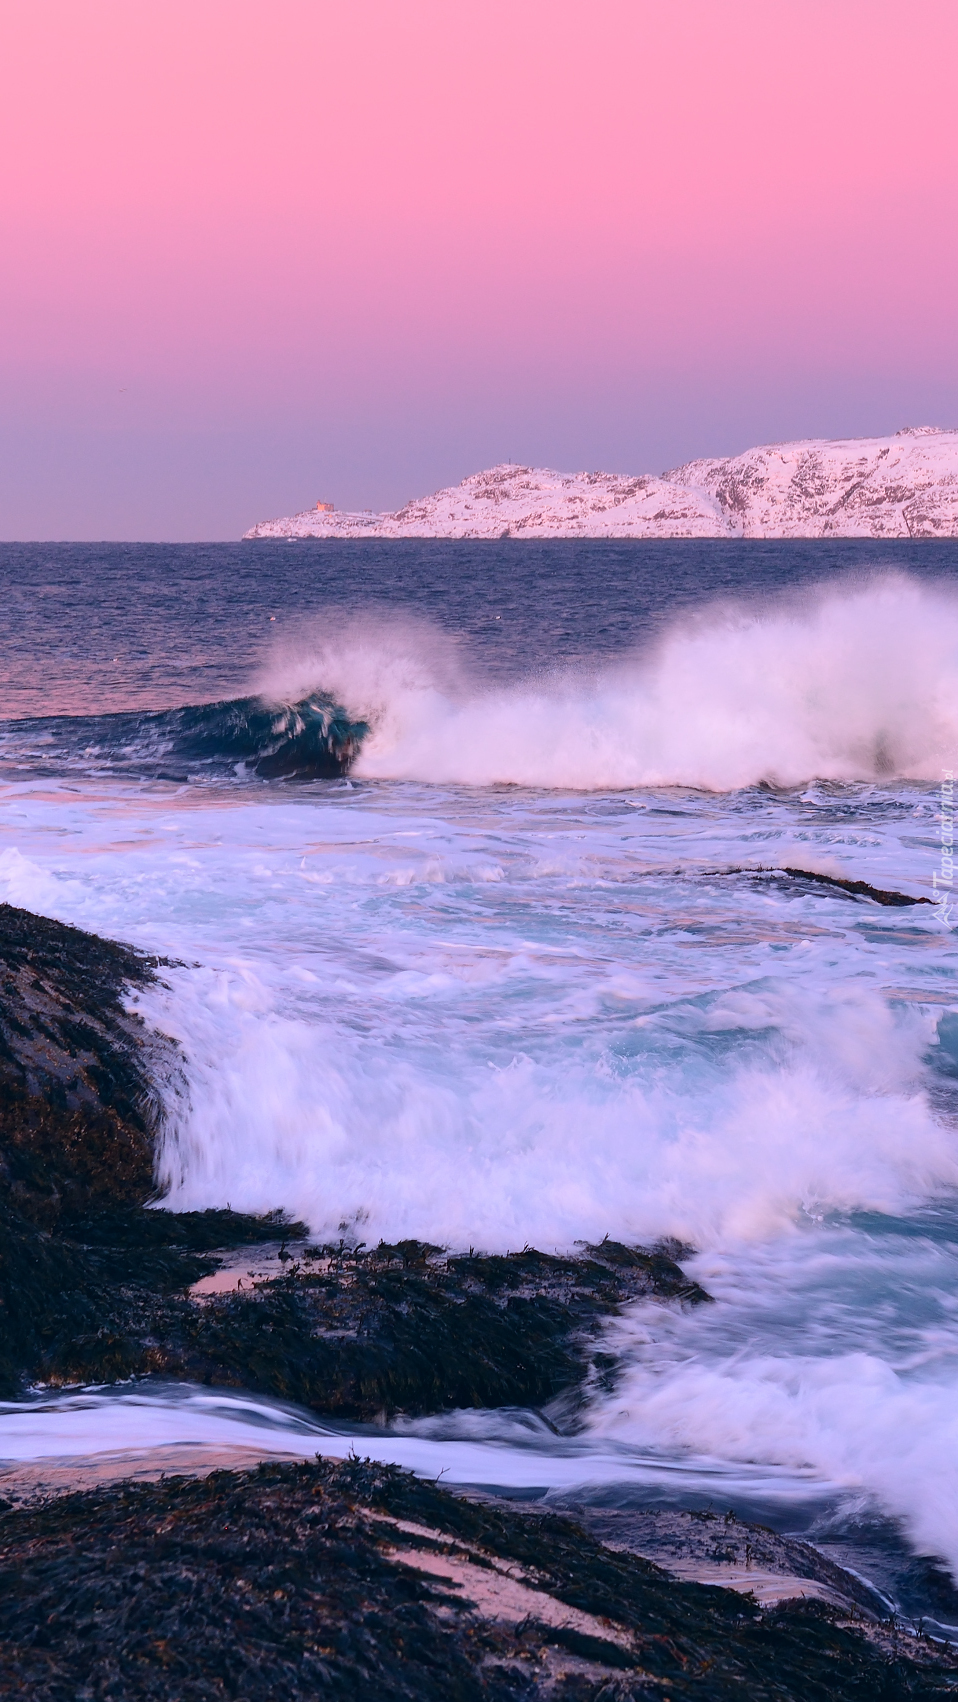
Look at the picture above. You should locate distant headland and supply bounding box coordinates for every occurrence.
[244,426,958,540]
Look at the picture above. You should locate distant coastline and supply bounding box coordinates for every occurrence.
[244,425,958,541]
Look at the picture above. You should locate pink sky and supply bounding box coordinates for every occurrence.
[2,0,956,538]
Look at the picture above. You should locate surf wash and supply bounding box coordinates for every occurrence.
[933,770,955,923]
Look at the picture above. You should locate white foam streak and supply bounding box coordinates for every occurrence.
[0,1385,840,1505]
[5,642,958,1575]
[583,1220,958,1573]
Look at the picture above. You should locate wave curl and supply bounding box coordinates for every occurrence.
[0,694,367,781]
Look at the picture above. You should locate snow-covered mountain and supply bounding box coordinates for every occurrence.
[665,426,958,539]
[243,427,958,540]
[244,465,726,539]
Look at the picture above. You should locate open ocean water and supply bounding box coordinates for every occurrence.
[5,537,958,1623]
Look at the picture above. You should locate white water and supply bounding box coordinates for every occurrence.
[1,780,952,1249]
[261,577,958,789]
[4,576,958,1586]
[589,1217,958,1573]
[0,1382,846,1511]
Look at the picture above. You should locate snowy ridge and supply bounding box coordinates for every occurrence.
[666,425,958,539]
[244,427,958,539]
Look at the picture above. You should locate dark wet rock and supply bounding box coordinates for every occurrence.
[779,868,934,908]
[0,902,310,1394]
[720,867,934,907]
[550,1505,890,1618]
[2,904,958,1695]
[0,901,163,1225]
[170,1237,710,1420]
[0,1198,305,1397]
[1,1457,956,1701]
[3,1229,709,1416]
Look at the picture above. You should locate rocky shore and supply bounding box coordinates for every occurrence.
[3,901,958,1697]
[4,1458,958,1700]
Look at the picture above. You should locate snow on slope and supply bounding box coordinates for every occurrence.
[244,427,958,540]
[244,464,725,539]
[666,426,958,539]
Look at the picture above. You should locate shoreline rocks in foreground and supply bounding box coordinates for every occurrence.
[4,901,958,1696]
[3,1458,958,1700]
[0,901,162,1230]
[0,900,709,1416]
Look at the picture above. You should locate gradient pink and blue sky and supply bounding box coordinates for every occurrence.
[2,0,957,539]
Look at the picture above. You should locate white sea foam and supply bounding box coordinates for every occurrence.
[587,1222,958,1575]
[150,970,957,1251]
[259,578,958,789]
[0,1384,839,1506]
[1,771,952,1254]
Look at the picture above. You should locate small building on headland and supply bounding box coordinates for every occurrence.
[315,500,335,512]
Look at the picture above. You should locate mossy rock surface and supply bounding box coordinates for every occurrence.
[2,913,958,1697]
[0,901,162,1224]
[0,1213,708,1412]
[0,1194,305,1395]
[0,1457,954,1700]
[177,1237,710,1418]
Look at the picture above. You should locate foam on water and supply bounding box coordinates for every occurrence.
[0,1382,844,1510]
[6,575,958,791]
[1,777,953,1250]
[581,1210,958,1575]
[151,977,958,1248]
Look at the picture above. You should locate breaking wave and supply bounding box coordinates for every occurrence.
[5,574,958,790]
[0,693,367,782]
[321,576,958,790]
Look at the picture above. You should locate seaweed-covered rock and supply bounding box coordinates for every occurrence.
[175,1238,709,1419]
[0,1458,955,1700]
[0,901,161,1224]
[0,903,306,1393]
[0,1197,306,1396]
[3,1228,708,1416]
[548,1503,891,1618]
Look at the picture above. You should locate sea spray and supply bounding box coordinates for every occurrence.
[8,575,958,791]
[587,1213,958,1578]
[256,577,958,790]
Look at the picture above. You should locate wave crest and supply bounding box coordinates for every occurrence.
[7,575,958,790]
[1,693,367,781]
[267,576,958,790]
